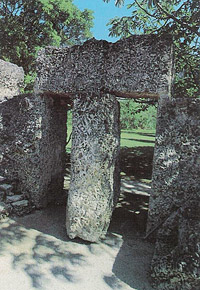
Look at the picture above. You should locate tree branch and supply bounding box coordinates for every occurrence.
[178,53,200,87]
[66,132,72,146]
[135,0,158,19]
[134,99,157,104]
[147,19,169,34]
[174,2,186,16]
[155,1,200,37]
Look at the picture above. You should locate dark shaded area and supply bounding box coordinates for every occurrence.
[108,145,154,289]
[120,146,154,180]
[121,131,155,138]
[103,274,123,289]
[65,151,71,177]
[107,190,154,290]
[136,132,155,137]
[122,138,154,144]
[112,192,150,234]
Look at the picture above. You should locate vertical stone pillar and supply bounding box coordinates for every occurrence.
[0,60,68,208]
[66,93,120,242]
[147,98,200,289]
[0,93,68,208]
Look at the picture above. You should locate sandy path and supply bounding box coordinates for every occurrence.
[0,181,154,290]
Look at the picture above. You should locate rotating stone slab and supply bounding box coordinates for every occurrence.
[66,93,120,242]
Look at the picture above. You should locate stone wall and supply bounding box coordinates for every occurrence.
[35,35,174,99]
[66,93,120,242]
[1,37,198,288]
[0,59,24,101]
[35,35,174,242]
[0,60,68,209]
[0,93,68,208]
[147,98,200,289]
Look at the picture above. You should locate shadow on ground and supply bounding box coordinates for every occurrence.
[120,146,154,180]
[0,216,86,289]
[0,146,155,290]
[107,189,154,289]
[8,193,153,289]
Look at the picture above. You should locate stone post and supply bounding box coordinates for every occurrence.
[0,60,68,208]
[66,93,120,242]
[147,98,200,289]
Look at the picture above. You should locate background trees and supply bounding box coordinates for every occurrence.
[0,0,93,90]
[104,0,200,98]
[120,100,157,129]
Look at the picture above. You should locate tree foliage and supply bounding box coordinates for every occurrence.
[103,0,200,98]
[120,100,157,129]
[0,0,94,90]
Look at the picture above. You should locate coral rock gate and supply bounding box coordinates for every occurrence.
[1,35,199,288]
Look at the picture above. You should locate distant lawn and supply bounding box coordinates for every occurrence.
[120,129,155,148]
[66,126,155,152]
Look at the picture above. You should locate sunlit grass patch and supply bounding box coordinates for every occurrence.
[120,129,155,148]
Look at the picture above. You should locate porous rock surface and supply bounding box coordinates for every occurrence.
[0,176,31,218]
[147,98,200,289]
[0,60,68,208]
[35,35,174,242]
[0,59,24,100]
[35,35,174,98]
[66,93,120,242]
[0,93,68,208]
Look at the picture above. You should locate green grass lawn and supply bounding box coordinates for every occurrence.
[66,126,155,152]
[120,129,155,148]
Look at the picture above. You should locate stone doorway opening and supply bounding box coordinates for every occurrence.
[108,98,157,238]
[64,98,157,238]
[33,35,173,242]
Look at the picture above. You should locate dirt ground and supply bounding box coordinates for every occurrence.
[0,147,155,290]
[0,179,155,290]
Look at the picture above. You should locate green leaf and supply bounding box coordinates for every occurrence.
[0,0,94,92]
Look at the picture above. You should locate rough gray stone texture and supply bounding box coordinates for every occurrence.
[147,98,200,289]
[0,191,5,202]
[0,93,67,208]
[0,176,6,182]
[35,34,174,242]
[35,35,173,98]
[0,175,31,216]
[0,184,13,193]
[66,93,120,242]
[6,194,24,203]
[0,59,24,101]
[11,199,31,216]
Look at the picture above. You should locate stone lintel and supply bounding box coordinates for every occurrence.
[35,34,173,98]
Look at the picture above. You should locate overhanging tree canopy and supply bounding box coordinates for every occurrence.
[0,0,94,90]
